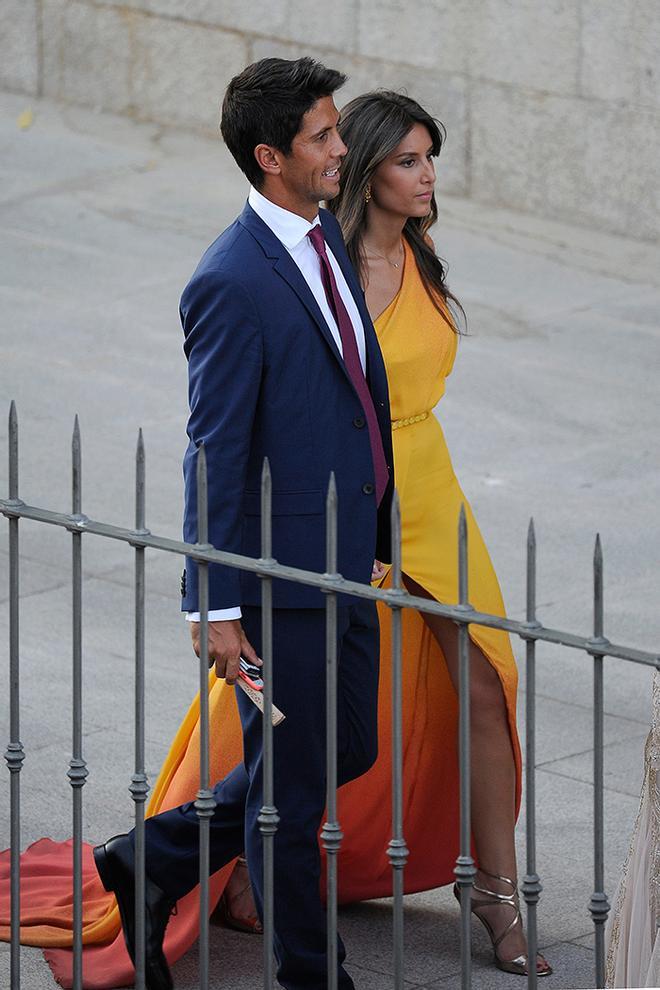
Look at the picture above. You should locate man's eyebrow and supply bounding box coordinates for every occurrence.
[310,125,331,139]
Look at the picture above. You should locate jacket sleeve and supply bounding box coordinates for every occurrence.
[180,268,263,612]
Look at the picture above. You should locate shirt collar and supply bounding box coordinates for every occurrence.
[248,186,320,250]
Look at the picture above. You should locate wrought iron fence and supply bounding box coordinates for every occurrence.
[2,401,659,990]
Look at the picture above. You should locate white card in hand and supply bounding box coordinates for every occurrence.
[236,677,285,726]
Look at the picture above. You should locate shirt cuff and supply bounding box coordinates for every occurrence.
[186,607,242,622]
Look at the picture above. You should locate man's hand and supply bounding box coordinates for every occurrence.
[189,618,261,686]
[371,559,387,582]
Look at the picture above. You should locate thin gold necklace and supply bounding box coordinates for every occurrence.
[364,241,404,269]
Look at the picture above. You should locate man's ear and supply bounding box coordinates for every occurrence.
[254,144,282,179]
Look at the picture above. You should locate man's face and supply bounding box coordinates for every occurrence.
[274,95,347,218]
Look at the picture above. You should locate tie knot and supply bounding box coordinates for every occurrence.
[307,224,327,257]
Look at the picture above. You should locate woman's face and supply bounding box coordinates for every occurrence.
[369,123,436,219]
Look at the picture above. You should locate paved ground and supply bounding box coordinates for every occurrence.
[1,91,659,990]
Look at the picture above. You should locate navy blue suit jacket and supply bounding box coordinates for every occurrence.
[180,202,394,611]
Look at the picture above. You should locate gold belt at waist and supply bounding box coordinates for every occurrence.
[391,411,430,430]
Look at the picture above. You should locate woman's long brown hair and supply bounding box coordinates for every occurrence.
[328,90,465,332]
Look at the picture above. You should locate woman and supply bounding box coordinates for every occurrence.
[0,91,550,985]
[328,90,550,978]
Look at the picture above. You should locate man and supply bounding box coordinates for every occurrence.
[93,57,393,990]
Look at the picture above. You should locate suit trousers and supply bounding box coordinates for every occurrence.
[142,600,380,990]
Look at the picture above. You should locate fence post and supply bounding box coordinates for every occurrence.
[589,535,610,988]
[5,401,25,990]
[321,473,342,990]
[130,430,149,990]
[522,518,542,990]
[454,505,476,990]
[258,458,279,988]
[387,490,409,988]
[194,444,215,990]
[68,416,88,990]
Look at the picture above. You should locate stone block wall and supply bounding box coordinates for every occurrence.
[3,0,659,241]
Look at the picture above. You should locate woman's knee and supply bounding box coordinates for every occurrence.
[469,656,507,726]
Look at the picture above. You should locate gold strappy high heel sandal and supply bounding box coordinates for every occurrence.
[212,857,263,935]
[454,869,552,977]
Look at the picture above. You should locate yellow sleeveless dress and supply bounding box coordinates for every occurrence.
[377,240,521,729]
[332,239,522,898]
[0,241,522,988]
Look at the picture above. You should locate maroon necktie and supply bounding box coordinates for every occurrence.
[307,225,389,504]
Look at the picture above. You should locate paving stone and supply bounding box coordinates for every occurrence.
[131,14,248,131]
[357,0,470,74]
[469,0,580,95]
[144,0,288,39]
[59,1,132,114]
[539,731,648,798]
[471,83,660,241]
[423,940,596,988]
[284,0,357,54]
[0,0,39,96]
[580,3,638,103]
[515,693,648,776]
[581,1,660,109]
[0,944,59,989]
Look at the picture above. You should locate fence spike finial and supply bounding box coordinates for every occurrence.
[458,503,468,606]
[327,469,337,503]
[594,533,604,641]
[8,400,18,500]
[196,443,208,546]
[391,488,401,590]
[72,414,81,516]
[527,516,536,548]
[326,472,338,576]
[260,456,272,561]
[135,428,146,532]
[526,517,537,625]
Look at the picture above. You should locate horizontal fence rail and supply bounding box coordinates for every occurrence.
[3,405,660,990]
[3,491,657,670]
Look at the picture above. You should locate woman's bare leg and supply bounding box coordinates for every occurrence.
[402,574,548,969]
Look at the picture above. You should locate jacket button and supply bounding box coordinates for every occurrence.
[353,416,365,428]
[362,482,374,495]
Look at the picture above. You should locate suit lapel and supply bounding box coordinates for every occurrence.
[238,203,350,380]
[272,254,345,366]
[239,202,386,401]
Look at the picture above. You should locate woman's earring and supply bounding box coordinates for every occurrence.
[364,184,371,204]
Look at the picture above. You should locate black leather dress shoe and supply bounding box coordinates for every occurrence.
[94,833,175,990]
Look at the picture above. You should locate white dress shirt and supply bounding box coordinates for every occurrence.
[187,186,367,623]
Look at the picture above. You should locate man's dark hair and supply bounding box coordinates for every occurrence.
[220,57,346,188]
